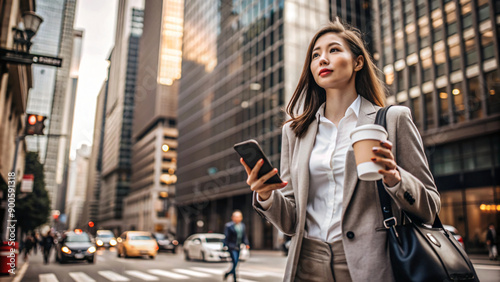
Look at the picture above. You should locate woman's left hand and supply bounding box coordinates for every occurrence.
[371,140,401,187]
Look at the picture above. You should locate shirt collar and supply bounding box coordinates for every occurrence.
[316,94,361,122]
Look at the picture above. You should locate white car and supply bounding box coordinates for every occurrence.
[443,225,464,248]
[183,233,250,262]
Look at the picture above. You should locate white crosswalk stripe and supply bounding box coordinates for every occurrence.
[173,268,212,277]
[147,269,190,279]
[124,270,159,281]
[39,273,59,282]
[69,272,96,282]
[190,267,226,275]
[98,270,130,281]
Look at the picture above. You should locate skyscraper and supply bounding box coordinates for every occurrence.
[98,0,144,232]
[124,0,183,234]
[372,0,500,252]
[177,0,334,248]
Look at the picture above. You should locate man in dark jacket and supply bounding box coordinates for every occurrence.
[487,223,498,260]
[42,231,55,264]
[223,210,249,281]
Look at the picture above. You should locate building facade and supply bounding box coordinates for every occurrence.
[177,0,340,249]
[124,0,182,234]
[372,0,500,252]
[43,0,79,213]
[81,77,108,230]
[24,0,65,160]
[0,0,36,239]
[98,0,144,233]
[65,144,91,230]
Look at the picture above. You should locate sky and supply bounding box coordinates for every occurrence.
[69,0,118,159]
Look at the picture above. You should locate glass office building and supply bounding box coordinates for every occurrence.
[373,0,500,252]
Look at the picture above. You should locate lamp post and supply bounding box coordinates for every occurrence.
[12,11,44,52]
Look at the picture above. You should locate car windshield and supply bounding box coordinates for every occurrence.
[154,234,165,240]
[129,235,153,240]
[205,238,224,243]
[66,233,90,243]
[97,234,113,238]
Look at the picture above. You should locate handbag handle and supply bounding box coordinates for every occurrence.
[374,106,443,229]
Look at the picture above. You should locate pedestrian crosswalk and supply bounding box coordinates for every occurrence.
[37,267,283,282]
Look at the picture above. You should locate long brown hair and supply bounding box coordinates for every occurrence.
[286,18,387,138]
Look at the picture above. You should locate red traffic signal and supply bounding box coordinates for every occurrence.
[25,114,46,135]
[88,221,94,228]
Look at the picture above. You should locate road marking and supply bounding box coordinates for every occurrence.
[124,270,159,281]
[190,267,226,275]
[238,270,266,277]
[39,273,59,282]
[98,271,130,281]
[173,268,212,277]
[69,272,96,282]
[147,269,189,279]
[473,265,500,270]
[238,278,258,282]
[12,261,29,282]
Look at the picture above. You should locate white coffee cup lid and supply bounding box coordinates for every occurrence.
[350,124,388,144]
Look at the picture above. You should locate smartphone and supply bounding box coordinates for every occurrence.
[233,139,283,184]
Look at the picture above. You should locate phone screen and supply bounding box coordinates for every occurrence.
[233,139,283,184]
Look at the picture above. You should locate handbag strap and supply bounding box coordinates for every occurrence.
[374,106,443,229]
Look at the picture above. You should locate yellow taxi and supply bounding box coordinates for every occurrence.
[116,231,158,259]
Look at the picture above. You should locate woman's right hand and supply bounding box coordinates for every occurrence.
[240,158,288,201]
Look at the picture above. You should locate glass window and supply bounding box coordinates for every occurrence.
[468,77,483,119]
[431,0,439,10]
[439,87,450,125]
[409,65,417,87]
[412,96,421,128]
[447,22,457,36]
[465,39,477,66]
[433,27,443,42]
[425,92,435,129]
[439,190,465,234]
[452,83,465,123]
[462,14,472,29]
[485,71,500,114]
[478,5,490,21]
[465,187,496,252]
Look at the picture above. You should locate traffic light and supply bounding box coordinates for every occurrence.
[88,221,94,228]
[25,114,46,135]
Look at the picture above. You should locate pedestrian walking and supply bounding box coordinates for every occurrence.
[33,232,39,255]
[241,18,440,281]
[22,233,34,261]
[42,230,55,264]
[223,210,250,282]
[486,223,498,260]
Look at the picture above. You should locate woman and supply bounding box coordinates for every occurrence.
[240,19,440,282]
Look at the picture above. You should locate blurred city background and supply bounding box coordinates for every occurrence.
[0,0,499,281]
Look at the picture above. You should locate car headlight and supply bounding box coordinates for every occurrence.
[172,240,178,245]
[62,246,71,254]
[87,246,96,253]
[110,239,117,246]
[96,240,103,246]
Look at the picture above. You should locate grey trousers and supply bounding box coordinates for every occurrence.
[295,237,352,282]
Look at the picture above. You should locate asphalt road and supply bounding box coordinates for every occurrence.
[18,247,287,282]
[7,247,500,282]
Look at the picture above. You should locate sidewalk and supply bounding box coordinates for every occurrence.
[469,253,500,266]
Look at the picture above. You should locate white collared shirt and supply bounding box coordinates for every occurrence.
[257,95,361,243]
[306,95,360,242]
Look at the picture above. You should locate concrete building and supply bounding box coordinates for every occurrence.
[43,0,79,213]
[98,0,144,233]
[80,76,109,229]
[24,0,66,161]
[66,144,91,230]
[0,0,36,238]
[54,29,83,221]
[124,0,182,234]
[177,0,337,249]
[372,0,500,253]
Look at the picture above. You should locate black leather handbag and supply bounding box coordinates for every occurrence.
[375,106,479,282]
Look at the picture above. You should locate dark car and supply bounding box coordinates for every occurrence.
[153,233,178,253]
[95,230,117,248]
[56,230,96,263]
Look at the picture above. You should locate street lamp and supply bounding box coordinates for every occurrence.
[12,11,44,52]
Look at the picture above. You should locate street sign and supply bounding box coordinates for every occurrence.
[0,48,62,67]
[21,174,34,193]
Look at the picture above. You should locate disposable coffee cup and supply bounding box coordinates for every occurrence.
[350,124,388,181]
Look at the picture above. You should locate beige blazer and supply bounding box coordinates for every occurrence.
[253,97,441,282]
